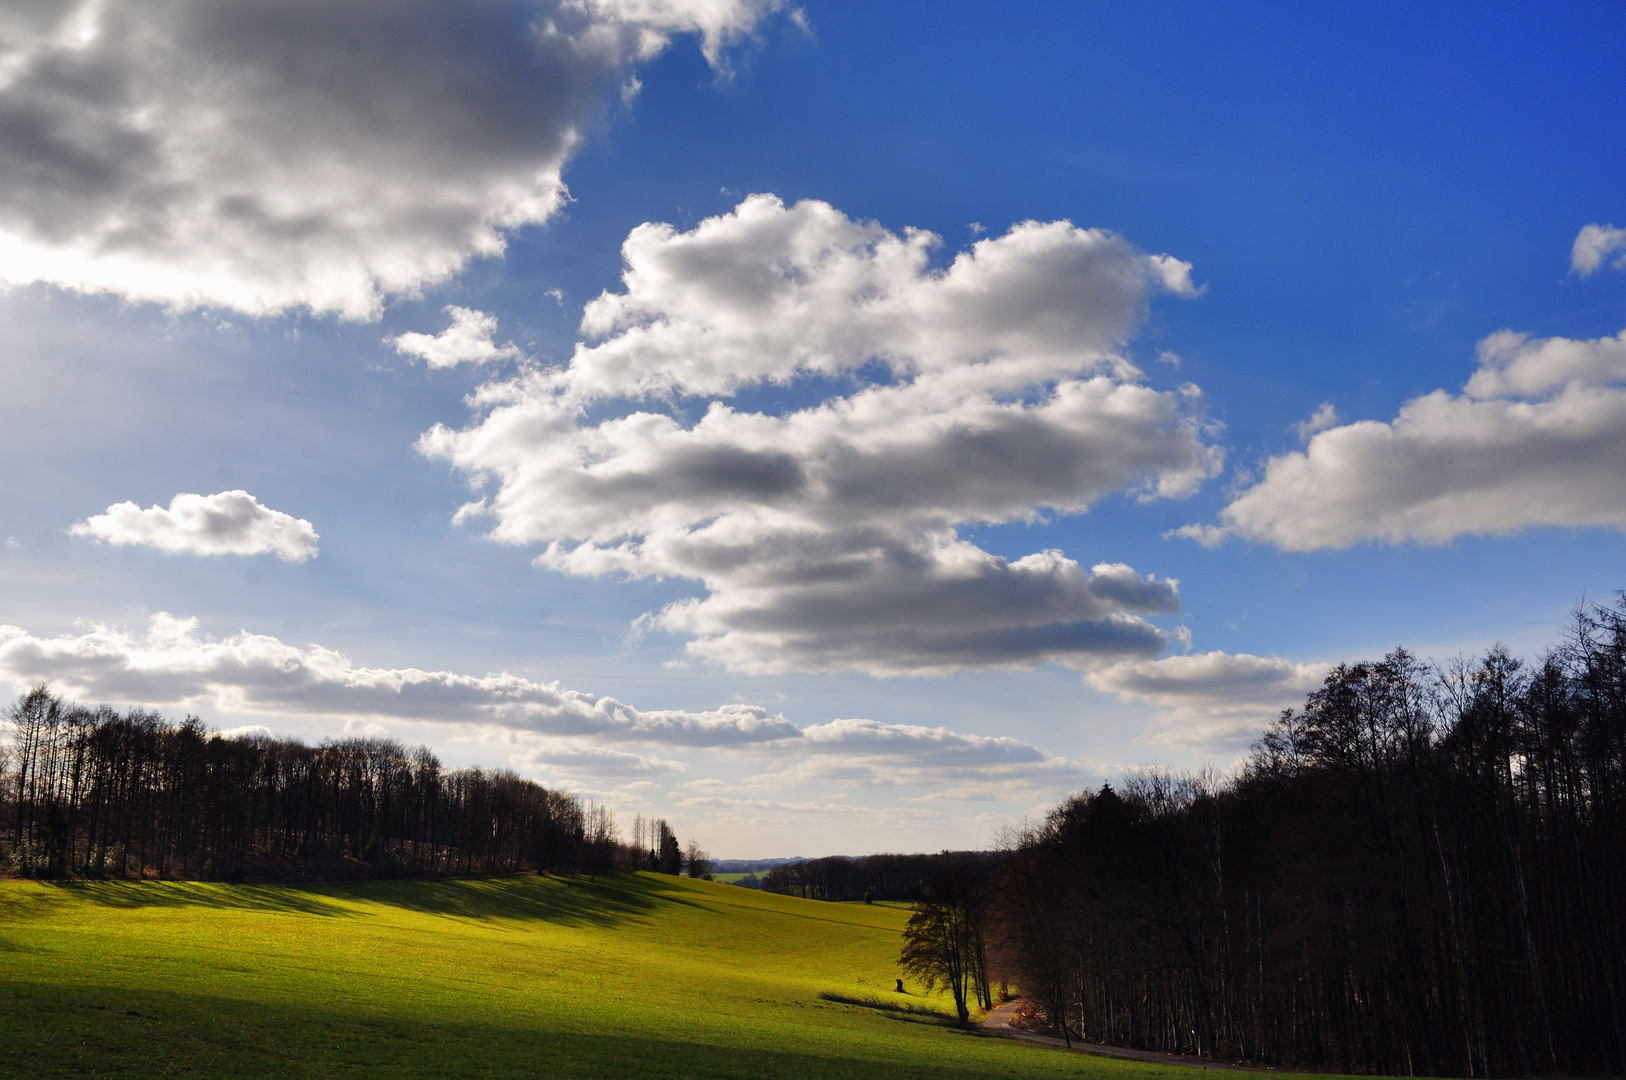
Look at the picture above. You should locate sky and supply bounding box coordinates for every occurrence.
[1,0,1623,857]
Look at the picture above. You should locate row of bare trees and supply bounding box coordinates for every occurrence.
[628,813,709,877]
[0,688,623,880]
[995,600,1626,1076]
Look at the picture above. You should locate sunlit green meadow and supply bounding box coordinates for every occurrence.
[0,873,1301,1078]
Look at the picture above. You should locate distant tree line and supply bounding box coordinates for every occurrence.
[994,599,1626,1076]
[763,851,998,902]
[0,688,642,880]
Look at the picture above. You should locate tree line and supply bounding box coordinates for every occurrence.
[987,599,1626,1076]
[762,851,998,902]
[0,688,671,881]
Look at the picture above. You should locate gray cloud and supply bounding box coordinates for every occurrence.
[0,0,782,317]
[424,196,1215,674]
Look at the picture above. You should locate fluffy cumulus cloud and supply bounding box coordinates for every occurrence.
[69,490,319,561]
[0,0,782,318]
[388,306,523,368]
[1180,325,1626,550]
[1087,651,1326,751]
[1572,223,1626,276]
[0,613,797,745]
[422,195,1219,674]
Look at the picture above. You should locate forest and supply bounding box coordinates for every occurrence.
[985,598,1626,1076]
[0,688,709,880]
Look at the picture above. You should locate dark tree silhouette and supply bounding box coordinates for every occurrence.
[655,819,683,875]
[684,838,711,879]
[899,861,994,1023]
[0,690,631,881]
[991,597,1626,1077]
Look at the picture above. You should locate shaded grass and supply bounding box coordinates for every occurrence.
[817,990,958,1025]
[0,874,1327,1079]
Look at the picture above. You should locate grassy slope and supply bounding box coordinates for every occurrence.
[0,873,1311,1079]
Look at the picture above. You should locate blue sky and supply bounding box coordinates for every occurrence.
[1,0,1623,856]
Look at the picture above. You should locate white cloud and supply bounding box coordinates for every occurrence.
[216,723,273,740]
[0,0,783,319]
[69,490,319,561]
[558,194,1198,399]
[1293,401,1339,441]
[1572,223,1626,276]
[1086,651,1326,751]
[1178,325,1626,550]
[388,306,523,368]
[1464,327,1626,399]
[0,612,1092,792]
[422,196,1217,674]
[0,612,798,746]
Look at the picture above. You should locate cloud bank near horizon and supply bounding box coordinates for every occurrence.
[423,195,1217,675]
[0,613,1094,791]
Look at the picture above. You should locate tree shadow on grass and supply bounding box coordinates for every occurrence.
[818,991,960,1028]
[338,872,664,928]
[7,871,677,928]
[18,880,353,918]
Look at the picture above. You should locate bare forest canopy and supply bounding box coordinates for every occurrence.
[988,597,1626,1077]
[0,692,705,882]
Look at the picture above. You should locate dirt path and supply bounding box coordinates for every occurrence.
[981,1000,1254,1071]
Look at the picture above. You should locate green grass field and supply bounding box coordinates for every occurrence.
[0,873,1313,1078]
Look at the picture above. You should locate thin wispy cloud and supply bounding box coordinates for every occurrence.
[0,613,795,746]
[0,614,1090,790]
[1087,651,1327,752]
